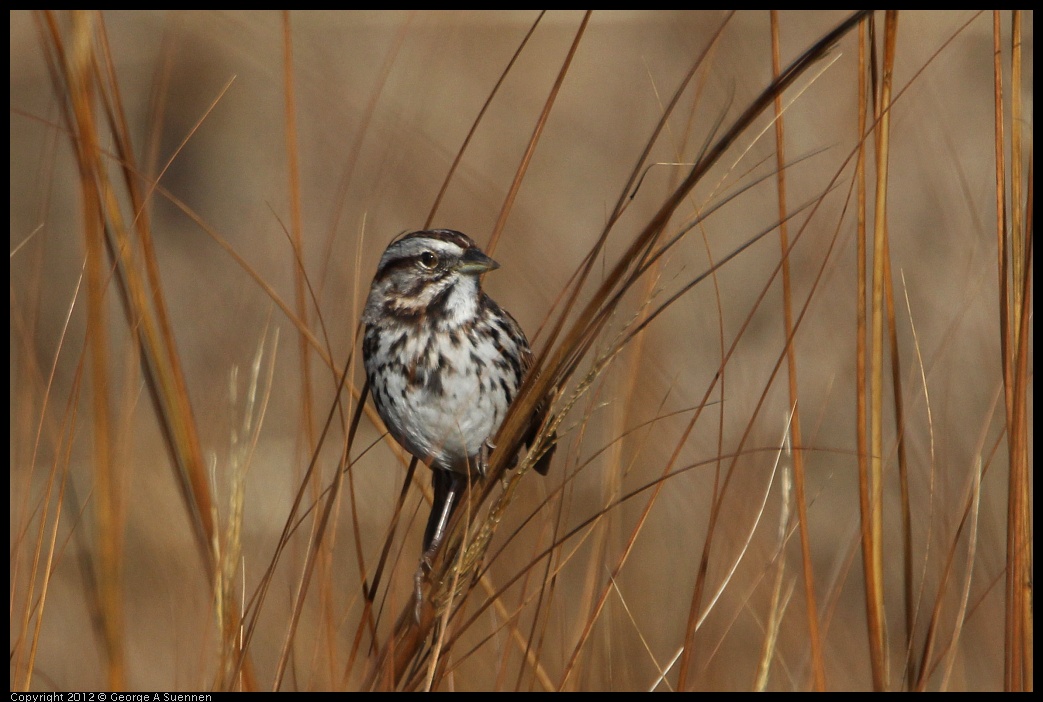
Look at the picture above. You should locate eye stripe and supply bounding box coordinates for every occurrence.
[378,238,465,276]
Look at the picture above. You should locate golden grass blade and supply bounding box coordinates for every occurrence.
[769,13,823,684]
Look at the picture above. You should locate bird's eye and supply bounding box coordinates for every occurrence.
[419,251,439,269]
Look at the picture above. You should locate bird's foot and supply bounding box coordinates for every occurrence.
[476,439,495,478]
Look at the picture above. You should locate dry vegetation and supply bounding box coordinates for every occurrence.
[9,10,1033,691]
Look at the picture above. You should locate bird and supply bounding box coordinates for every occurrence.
[361,229,552,610]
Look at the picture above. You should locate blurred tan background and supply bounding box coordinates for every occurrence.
[10,11,1032,691]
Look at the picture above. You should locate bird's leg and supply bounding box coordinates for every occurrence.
[415,469,465,622]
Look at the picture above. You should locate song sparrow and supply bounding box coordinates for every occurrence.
[362,229,551,574]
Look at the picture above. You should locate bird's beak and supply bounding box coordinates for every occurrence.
[456,248,500,275]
